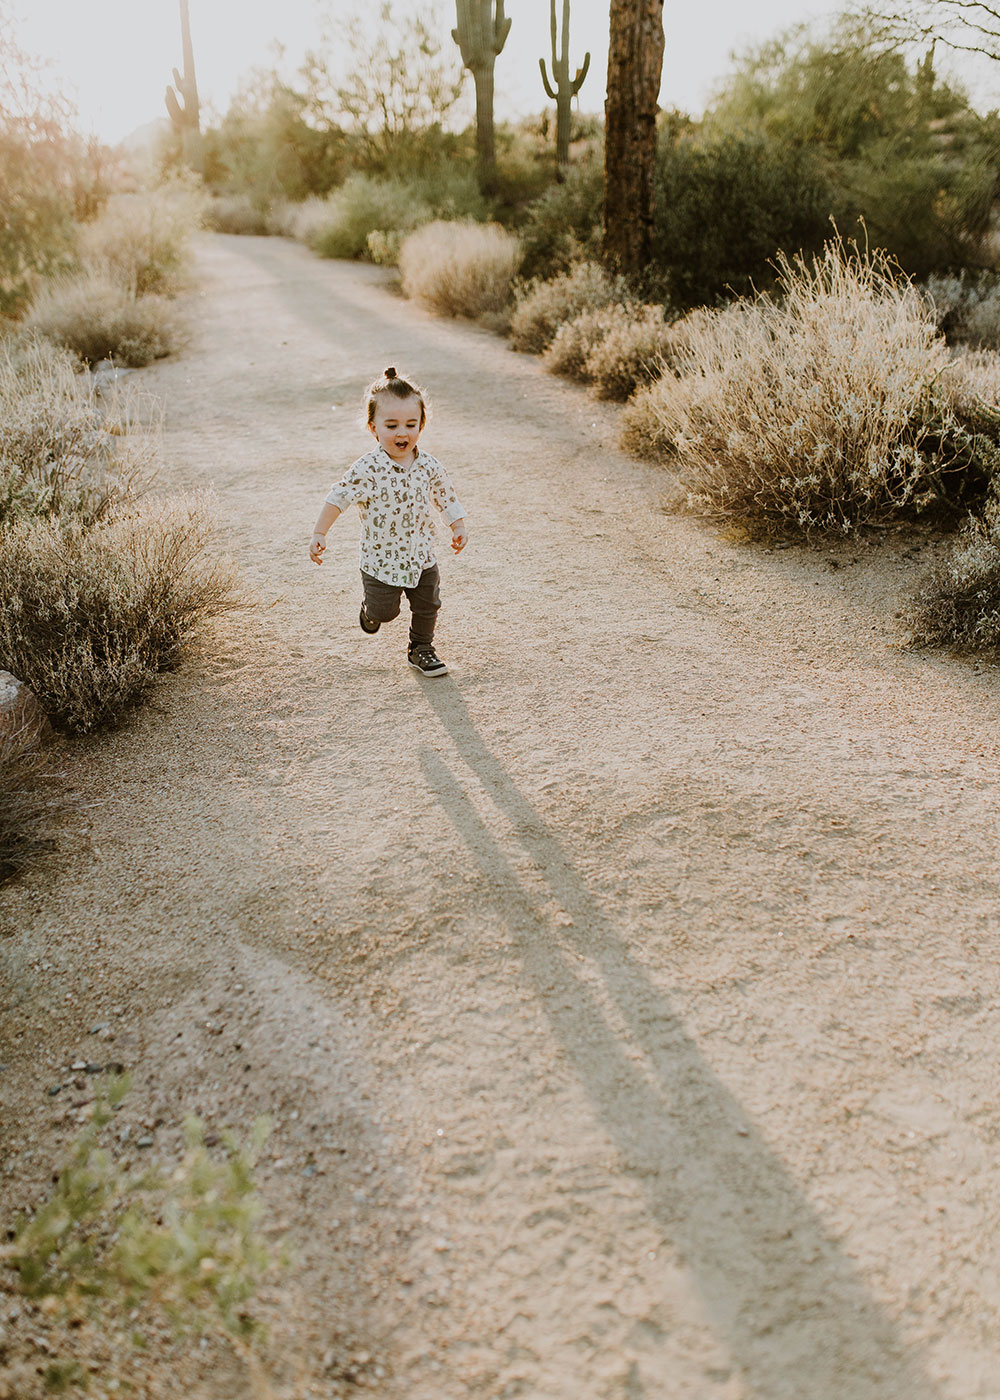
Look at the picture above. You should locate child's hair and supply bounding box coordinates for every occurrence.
[365,366,428,428]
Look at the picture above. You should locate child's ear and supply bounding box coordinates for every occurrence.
[367,420,376,436]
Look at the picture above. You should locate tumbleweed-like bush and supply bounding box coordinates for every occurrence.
[26,273,181,367]
[908,495,1000,651]
[624,240,988,534]
[0,496,239,733]
[509,261,624,354]
[399,220,522,319]
[0,334,142,526]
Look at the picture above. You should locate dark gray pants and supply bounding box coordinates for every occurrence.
[361,564,441,647]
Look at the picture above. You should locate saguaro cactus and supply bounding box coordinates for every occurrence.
[452,0,512,188]
[165,0,203,173]
[540,0,590,170]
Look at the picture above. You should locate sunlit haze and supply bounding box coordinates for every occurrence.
[11,0,1000,145]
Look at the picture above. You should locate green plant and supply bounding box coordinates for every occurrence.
[516,154,602,278]
[539,0,591,169]
[0,495,239,733]
[653,129,834,309]
[509,259,623,353]
[6,1076,274,1342]
[625,239,992,534]
[399,219,522,317]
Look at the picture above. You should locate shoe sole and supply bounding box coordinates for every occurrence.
[408,657,448,677]
[359,609,380,634]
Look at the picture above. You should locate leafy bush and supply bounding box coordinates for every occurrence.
[0,496,239,732]
[295,168,485,262]
[544,304,628,380]
[623,240,992,535]
[517,159,604,279]
[509,261,625,354]
[26,274,181,367]
[653,130,834,309]
[399,220,522,318]
[908,498,1000,651]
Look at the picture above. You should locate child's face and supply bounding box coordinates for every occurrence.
[369,394,424,463]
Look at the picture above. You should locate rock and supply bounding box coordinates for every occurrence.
[0,672,50,747]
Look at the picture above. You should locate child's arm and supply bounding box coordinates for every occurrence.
[309,502,341,565]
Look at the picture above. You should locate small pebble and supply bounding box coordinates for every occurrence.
[136,1136,154,1150]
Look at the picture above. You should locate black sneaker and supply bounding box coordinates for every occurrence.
[359,606,380,634]
[407,644,448,677]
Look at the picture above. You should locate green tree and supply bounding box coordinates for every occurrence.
[312,1,466,173]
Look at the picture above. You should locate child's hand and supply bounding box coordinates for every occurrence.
[450,520,468,552]
[309,532,326,565]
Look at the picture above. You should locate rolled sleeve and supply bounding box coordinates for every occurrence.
[325,463,370,512]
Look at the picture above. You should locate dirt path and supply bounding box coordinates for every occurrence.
[4,233,1000,1400]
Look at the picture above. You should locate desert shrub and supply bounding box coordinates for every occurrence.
[0,722,54,885]
[0,495,239,732]
[923,271,1000,348]
[908,497,1000,651]
[26,274,181,367]
[0,334,139,526]
[620,379,677,460]
[303,175,431,259]
[544,304,628,380]
[625,240,992,535]
[509,261,625,354]
[399,220,522,318]
[77,182,206,297]
[296,168,485,262]
[517,160,603,279]
[584,305,676,400]
[204,193,272,236]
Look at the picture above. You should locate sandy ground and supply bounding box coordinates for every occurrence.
[3,233,1000,1399]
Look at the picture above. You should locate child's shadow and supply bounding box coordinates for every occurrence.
[417,680,940,1400]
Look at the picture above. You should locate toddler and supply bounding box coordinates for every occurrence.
[309,367,467,677]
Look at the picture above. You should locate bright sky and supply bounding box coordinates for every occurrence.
[11,0,1000,144]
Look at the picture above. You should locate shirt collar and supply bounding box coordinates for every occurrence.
[373,444,428,472]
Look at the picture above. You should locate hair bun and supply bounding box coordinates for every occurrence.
[384,366,397,379]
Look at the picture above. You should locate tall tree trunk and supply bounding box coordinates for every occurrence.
[603,0,664,274]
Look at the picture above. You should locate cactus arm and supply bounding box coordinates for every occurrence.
[165,86,184,128]
[494,0,511,54]
[574,50,591,93]
[539,58,557,101]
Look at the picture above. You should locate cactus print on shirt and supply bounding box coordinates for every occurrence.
[325,446,465,588]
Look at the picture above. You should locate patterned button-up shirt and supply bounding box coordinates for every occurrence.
[325,445,466,588]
